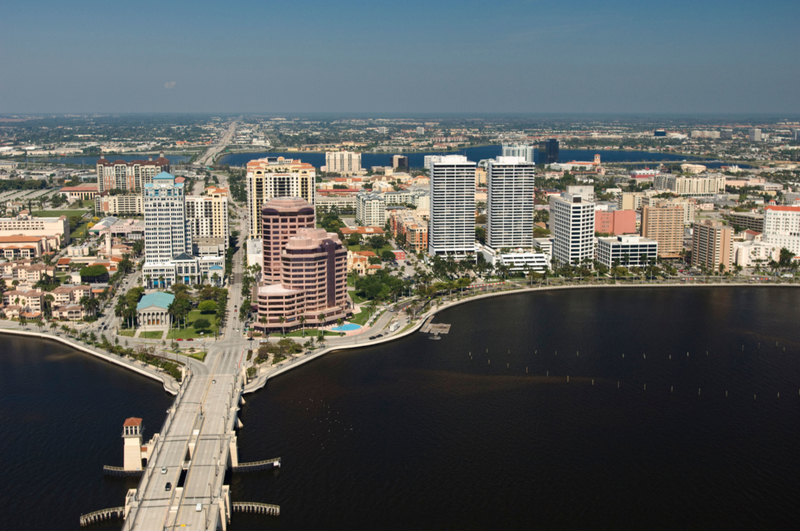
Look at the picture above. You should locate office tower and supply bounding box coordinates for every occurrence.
[424,155,443,169]
[641,205,684,258]
[720,129,734,139]
[692,220,732,272]
[549,189,595,267]
[185,186,230,252]
[654,129,667,137]
[356,192,386,227]
[255,228,348,333]
[261,197,316,284]
[95,154,170,192]
[392,155,409,170]
[536,139,559,165]
[596,235,658,269]
[246,157,315,239]
[749,128,762,142]
[501,144,535,163]
[763,205,800,255]
[325,151,362,174]
[143,173,191,263]
[486,157,536,249]
[416,127,425,135]
[428,155,476,258]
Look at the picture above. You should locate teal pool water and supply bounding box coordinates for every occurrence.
[331,323,361,332]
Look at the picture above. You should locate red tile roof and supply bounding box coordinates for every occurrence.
[123,417,142,427]
[765,206,800,212]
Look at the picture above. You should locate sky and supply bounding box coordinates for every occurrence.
[1,0,799,114]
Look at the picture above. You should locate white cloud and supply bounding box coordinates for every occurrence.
[164,81,177,89]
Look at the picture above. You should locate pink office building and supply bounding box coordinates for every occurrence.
[255,228,350,333]
[261,197,316,283]
[595,210,636,235]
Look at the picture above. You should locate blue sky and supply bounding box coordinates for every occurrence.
[1,0,798,114]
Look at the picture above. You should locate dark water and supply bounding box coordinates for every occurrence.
[36,154,192,165]
[0,336,172,529]
[218,147,724,170]
[231,287,800,531]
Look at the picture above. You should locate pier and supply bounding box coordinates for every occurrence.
[79,507,125,527]
[233,502,281,515]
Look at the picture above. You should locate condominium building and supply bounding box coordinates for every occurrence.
[325,151,362,175]
[428,155,476,258]
[642,197,695,225]
[763,205,800,255]
[486,156,536,250]
[186,187,230,249]
[692,220,732,272]
[255,228,349,333]
[618,192,645,211]
[749,128,762,142]
[261,197,316,284]
[549,189,595,267]
[142,172,223,287]
[595,210,636,235]
[501,143,535,163]
[641,205,684,258]
[389,211,428,253]
[654,174,725,195]
[95,193,144,216]
[246,157,315,239]
[356,192,386,227]
[597,235,658,269]
[95,155,170,192]
[0,212,70,247]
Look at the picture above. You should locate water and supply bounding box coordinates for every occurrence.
[35,154,192,165]
[0,335,172,529]
[3,287,800,529]
[231,287,800,530]
[331,324,362,332]
[218,146,721,170]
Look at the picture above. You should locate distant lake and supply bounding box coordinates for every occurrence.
[38,154,192,165]
[219,146,743,170]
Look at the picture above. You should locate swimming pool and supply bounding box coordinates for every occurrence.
[331,323,361,332]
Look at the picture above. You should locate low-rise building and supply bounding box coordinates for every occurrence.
[0,212,70,247]
[136,291,175,330]
[95,193,144,216]
[729,211,765,232]
[596,235,658,269]
[479,246,550,272]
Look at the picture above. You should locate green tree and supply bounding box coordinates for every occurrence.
[193,318,211,331]
[198,300,218,313]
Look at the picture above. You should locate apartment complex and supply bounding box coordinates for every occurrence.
[501,143,535,163]
[654,174,725,196]
[597,235,658,269]
[260,197,316,284]
[641,205,684,258]
[325,151,362,175]
[692,220,732,272]
[389,211,428,253]
[549,188,595,267]
[95,155,170,192]
[246,157,315,239]
[763,205,800,255]
[255,228,349,333]
[186,187,229,249]
[356,192,386,227]
[486,157,536,250]
[95,193,144,215]
[642,197,695,225]
[428,155,476,258]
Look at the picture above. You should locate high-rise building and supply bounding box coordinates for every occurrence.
[325,151,362,174]
[595,210,636,236]
[416,127,425,135]
[763,205,800,255]
[428,155,476,258]
[749,128,762,142]
[641,205,684,258]
[423,155,443,170]
[186,187,230,250]
[549,189,595,267]
[501,144,535,163]
[536,139,559,165]
[261,198,316,284]
[654,174,725,195]
[692,220,732,273]
[95,155,170,192]
[486,157,536,250]
[255,228,349,333]
[142,172,223,287]
[246,157,315,239]
[720,129,734,140]
[392,155,409,170]
[356,192,386,227]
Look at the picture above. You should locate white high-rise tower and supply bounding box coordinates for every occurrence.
[487,157,536,249]
[428,155,476,259]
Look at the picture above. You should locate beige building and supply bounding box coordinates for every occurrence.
[246,157,315,239]
[728,211,764,232]
[654,174,725,196]
[95,193,144,215]
[324,151,362,175]
[0,212,70,247]
[95,155,170,192]
[692,220,732,273]
[642,197,696,225]
[186,187,229,249]
[260,197,316,284]
[641,205,684,258]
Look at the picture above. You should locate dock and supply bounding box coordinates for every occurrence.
[420,316,451,335]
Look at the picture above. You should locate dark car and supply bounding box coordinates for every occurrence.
[165,482,172,491]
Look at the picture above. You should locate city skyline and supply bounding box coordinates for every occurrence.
[1,0,799,114]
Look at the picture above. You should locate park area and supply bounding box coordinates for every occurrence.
[167,310,219,340]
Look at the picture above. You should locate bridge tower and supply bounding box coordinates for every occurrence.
[122,418,144,471]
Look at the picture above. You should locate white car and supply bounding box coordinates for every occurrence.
[161,466,167,474]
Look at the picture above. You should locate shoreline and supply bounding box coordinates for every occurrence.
[0,327,179,395]
[245,281,799,391]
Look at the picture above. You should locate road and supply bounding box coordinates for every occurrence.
[197,119,239,166]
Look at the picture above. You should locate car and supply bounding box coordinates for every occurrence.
[369,336,376,340]
[165,482,172,491]
[161,466,167,474]
[176,338,183,341]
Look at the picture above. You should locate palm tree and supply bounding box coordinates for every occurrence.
[50,321,58,333]
[299,315,306,337]
[278,315,286,337]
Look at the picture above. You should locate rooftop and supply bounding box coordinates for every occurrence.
[136,291,175,311]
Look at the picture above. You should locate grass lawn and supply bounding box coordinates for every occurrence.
[31,210,89,218]
[118,329,135,337]
[348,290,367,304]
[346,244,394,255]
[71,222,89,239]
[350,309,374,326]
[167,310,219,339]
[282,330,339,337]
[140,330,164,339]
